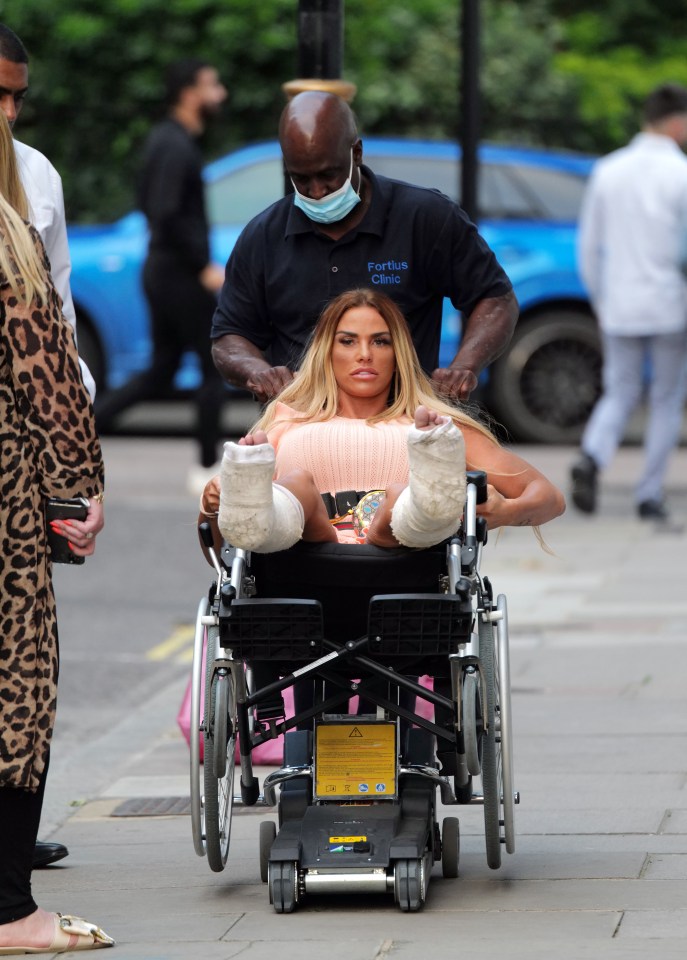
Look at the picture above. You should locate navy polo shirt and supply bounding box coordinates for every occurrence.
[211,165,512,372]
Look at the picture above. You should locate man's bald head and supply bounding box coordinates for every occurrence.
[279,91,365,218]
[279,91,358,157]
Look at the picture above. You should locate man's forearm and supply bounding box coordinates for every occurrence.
[451,291,519,375]
[211,334,271,388]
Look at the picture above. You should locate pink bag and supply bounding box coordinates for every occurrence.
[176,628,287,765]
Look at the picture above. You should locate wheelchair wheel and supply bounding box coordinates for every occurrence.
[462,670,483,776]
[496,594,516,854]
[190,598,209,857]
[259,820,277,883]
[203,641,236,872]
[441,816,460,879]
[212,667,230,780]
[269,861,299,913]
[478,613,503,869]
[394,854,430,912]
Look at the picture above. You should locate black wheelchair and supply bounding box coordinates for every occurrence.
[189,471,517,912]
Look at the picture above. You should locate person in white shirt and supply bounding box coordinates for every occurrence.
[571,83,687,522]
[0,24,95,399]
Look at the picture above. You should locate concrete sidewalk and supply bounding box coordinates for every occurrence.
[34,442,687,959]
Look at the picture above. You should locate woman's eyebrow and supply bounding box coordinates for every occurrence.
[336,330,390,337]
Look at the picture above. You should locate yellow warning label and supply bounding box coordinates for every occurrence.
[329,836,367,843]
[315,722,396,799]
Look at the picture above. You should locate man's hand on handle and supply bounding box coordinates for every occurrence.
[431,367,479,402]
[212,334,295,402]
[245,366,295,404]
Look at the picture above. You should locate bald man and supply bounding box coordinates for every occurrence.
[211,91,518,403]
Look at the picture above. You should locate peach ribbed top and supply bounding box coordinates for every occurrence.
[266,402,412,496]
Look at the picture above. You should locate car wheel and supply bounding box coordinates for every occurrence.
[487,310,602,444]
[75,313,106,392]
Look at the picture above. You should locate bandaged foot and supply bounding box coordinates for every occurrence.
[218,440,304,553]
[391,417,466,548]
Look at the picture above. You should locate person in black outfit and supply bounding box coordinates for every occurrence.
[211,91,518,404]
[95,59,227,488]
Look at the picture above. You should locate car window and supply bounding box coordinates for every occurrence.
[480,165,539,219]
[507,165,587,221]
[206,158,283,225]
[360,154,544,220]
[366,155,461,202]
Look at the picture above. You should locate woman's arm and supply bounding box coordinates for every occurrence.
[198,475,223,564]
[462,426,566,529]
[4,229,105,553]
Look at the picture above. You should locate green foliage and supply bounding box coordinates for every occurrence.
[479,0,579,148]
[551,1,687,55]
[555,48,687,153]
[2,0,686,221]
[553,1,687,152]
[4,0,297,220]
[345,0,459,135]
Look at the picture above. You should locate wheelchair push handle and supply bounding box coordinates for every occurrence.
[460,471,488,571]
[466,470,488,504]
[199,521,215,548]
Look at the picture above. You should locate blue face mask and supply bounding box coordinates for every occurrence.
[292,150,361,224]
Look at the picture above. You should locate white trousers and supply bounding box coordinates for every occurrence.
[582,330,687,503]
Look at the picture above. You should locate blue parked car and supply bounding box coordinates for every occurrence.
[67,138,599,443]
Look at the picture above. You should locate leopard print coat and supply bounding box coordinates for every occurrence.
[0,231,104,792]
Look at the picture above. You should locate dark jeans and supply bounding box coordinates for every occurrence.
[95,254,225,467]
[0,756,49,925]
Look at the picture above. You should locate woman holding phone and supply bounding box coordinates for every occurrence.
[0,111,112,953]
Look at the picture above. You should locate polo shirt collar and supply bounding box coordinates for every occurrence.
[283,164,390,239]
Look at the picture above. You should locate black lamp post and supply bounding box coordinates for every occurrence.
[461,0,481,223]
[283,1,356,103]
[297,0,343,79]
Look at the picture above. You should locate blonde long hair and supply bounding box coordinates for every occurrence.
[254,288,497,450]
[0,111,48,304]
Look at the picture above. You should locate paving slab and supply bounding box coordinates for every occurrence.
[618,909,687,939]
[642,854,687,880]
[390,939,687,960]
[226,907,621,940]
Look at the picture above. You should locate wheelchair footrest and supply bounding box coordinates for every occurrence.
[368,594,472,655]
[221,597,324,660]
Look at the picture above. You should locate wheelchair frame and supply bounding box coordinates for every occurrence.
[189,471,518,912]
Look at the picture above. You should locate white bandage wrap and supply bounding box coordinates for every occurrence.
[218,441,304,553]
[391,419,467,548]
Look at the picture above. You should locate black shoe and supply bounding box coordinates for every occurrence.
[33,839,69,868]
[570,454,598,514]
[637,499,670,521]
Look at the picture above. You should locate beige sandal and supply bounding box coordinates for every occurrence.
[0,913,114,954]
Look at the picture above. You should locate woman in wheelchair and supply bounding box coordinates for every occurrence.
[200,287,564,551]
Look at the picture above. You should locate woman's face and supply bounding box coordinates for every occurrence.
[330,306,396,410]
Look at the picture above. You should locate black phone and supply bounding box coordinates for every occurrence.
[45,497,89,564]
